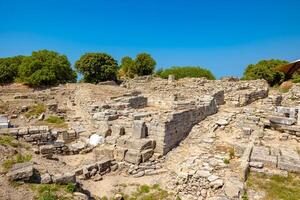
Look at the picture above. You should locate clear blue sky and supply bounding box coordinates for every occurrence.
[0,0,299,78]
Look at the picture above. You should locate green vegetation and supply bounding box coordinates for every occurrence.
[0,56,25,84]
[246,172,300,200]
[2,153,32,170]
[157,66,215,80]
[242,59,288,86]
[18,50,77,86]
[45,116,65,124]
[75,53,118,83]
[119,53,156,78]
[242,192,248,200]
[291,73,300,83]
[0,50,77,86]
[30,183,75,200]
[0,135,20,148]
[223,158,230,164]
[113,184,171,200]
[25,104,46,118]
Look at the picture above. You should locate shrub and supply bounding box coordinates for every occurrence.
[292,73,300,83]
[242,59,288,86]
[18,50,77,86]
[157,66,215,80]
[75,53,118,83]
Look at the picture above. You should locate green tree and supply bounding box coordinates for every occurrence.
[75,53,118,83]
[119,53,156,78]
[133,53,156,76]
[242,59,288,86]
[18,50,77,86]
[0,56,25,84]
[158,66,215,80]
[119,56,135,78]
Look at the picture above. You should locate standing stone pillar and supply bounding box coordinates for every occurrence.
[132,120,147,139]
[168,75,175,83]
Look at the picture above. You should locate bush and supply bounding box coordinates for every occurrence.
[292,73,300,83]
[0,56,24,84]
[157,66,215,80]
[2,153,32,170]
[119,53,156,78]
[18,50,77,86]
[242,59,288,86]
[75,53,118,83]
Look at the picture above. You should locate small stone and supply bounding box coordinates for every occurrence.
[207,175,219,182]
[92,174,103,182]
[133,170,145,178]
[114,194,124,200]
[73,192,88,200]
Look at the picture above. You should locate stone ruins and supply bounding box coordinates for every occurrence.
[0,77,300,200]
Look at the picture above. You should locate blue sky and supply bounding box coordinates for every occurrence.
[0,0,299,78]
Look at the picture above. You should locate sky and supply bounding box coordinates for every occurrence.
[0,0,299,78]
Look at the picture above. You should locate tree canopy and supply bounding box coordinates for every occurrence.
[0,56,25,84]
[75,53,118,83]
[119,53,156,78]
[242,59,288,86]
[18,50,77,86]
[157,66,216,80]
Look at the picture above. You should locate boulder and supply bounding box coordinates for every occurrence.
[224,177,244,198]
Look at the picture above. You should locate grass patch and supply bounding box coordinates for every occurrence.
[2,153,32,170]
[246,172,300,200]
[0,135,20,147]
[45,116,65,124]
[30,183,75,200]
[124,184,170,200]
[0,99,9,114]
[25,104,46,118]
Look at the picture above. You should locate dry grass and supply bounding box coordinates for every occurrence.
[246,172,300,200]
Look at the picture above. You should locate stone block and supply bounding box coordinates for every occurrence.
[124,149,142,164]
[41,173,52,184]
[277,156,300,173]
[141,149,154,162]
[97,158,112,173]
[269,116,296,126]
[251,146,277,167]
[52,172,76,184]
[7,162,34,181]
[132,120,147,139]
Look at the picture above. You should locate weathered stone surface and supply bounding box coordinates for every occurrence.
[250,146,277,167]
[124,149,142,164]
[269,116,296,125]
[141,149,154,162]
[52,172,76,184]
[7,162,34,181]
[41,173,52,184]
[224,177,244,198]
[132,120,147,139]
[113,147,127,161]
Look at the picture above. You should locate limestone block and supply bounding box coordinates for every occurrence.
[52,172,76,184]
[224,177,244,199]
[7,162,34,181]
[124,149,142,164]
[269,116,296,126]
[97,158,112,173]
